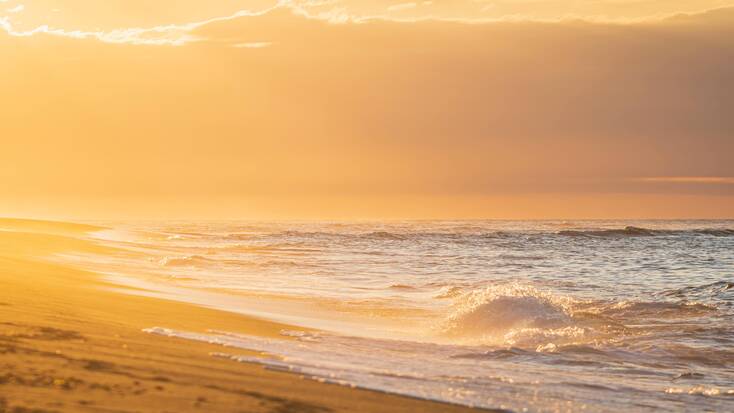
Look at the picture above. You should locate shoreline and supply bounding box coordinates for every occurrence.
[0,219,491,413]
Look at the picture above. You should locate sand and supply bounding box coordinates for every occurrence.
[0,219,490,413]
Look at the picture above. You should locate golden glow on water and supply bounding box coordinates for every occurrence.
[38,219,734,412]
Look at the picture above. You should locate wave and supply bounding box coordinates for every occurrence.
[589,300,715,319]
[216,227,734,245]
[389,284,418,291]
[665,386,734,397]
[559,226,655,237]
[440,284,581,346]
[222,233,258,241]
[216,230,522,245]
[692,229,734,236]
[559,226,734,238]
[434,286,464,299]
[220,243,322,255]
[366,231,407,241]
[659,280,734,299]
[158,255,212,267]
[222,230,408,242]
[439,283,720,348]
[497,254,545,261]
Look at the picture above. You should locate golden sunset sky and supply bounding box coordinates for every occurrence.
[2,1,733,219]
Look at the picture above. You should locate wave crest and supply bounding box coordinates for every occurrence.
[594,300,715,319]
[559,226,734,238]
[559,226,656,237]
[159,255,212,267]
[439,282,720,348]
[659,281,734,301]
[440,284,577,346]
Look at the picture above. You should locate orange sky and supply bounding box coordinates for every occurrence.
[1,1,733,219]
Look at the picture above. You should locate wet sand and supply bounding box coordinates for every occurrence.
[0,219,488,413]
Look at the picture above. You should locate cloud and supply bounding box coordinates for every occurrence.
[2,2,734,46]
[0,2,280,45]
[0,18,197,45]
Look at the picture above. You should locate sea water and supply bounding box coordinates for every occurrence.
[71,220,734,412]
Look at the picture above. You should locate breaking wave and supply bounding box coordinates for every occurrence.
[440,284,586,347]
[439,283,720,348]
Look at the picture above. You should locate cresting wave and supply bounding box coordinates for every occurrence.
[439,283,719,349]
[441,284,579,347]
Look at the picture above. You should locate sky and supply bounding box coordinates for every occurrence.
[1,1,733,219]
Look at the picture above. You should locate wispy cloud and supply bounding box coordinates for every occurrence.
[0,17,197,45]
[0,1,281,45]
[1,2,732,46]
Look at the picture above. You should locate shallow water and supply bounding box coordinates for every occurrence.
[73,220,734,412]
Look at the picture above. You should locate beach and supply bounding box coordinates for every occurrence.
[3,2,732,411]
[0,218,483,413]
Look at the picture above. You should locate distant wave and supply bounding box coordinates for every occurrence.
[366,231,407,240]
[559,226,656,237]
[693,228,734,236]
[209,227,734,244]
[220,243,323,254]
[389,284,418,291]
[223,230,407,241]
[222,233,257,241]
[496,254,545,261]
[158,255,213,267]
[659,280,734,301]
[559,226,734,237]
[217,230,517,245]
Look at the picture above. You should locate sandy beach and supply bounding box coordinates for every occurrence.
[3,3,732,411]
[0,218,486,413]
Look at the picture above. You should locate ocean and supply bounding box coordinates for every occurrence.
[65,220,734,412]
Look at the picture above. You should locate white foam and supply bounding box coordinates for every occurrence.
[143,327,557,411]
[144,325,734,412]
[440,283,583,346]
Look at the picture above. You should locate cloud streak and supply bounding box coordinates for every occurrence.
[1,1,733,46]
[0,1,282,45]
